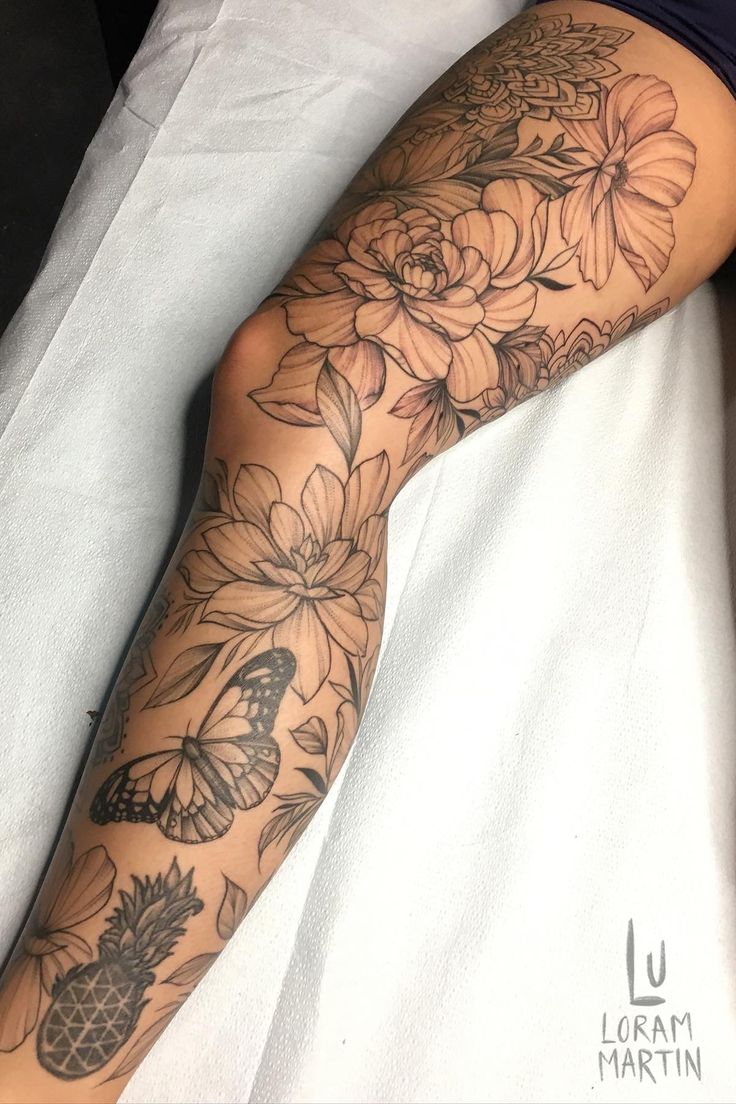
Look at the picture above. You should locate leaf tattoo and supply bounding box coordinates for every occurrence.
[290,716,328,756]
[158,874,247,991]
[5,8,702,1090]
[102,999,184,1084]
[108,874,249,1082]
[174,455,388,703]
[316,360,362,469]
[162,954,218,988]
[216,875,248,941]
[257,789,324,865]
[145,643,221,709]
[246,9,692,464]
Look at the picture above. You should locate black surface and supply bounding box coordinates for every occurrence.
[95,0,158,84]
[0,1,112,337]
[0,2,157,340]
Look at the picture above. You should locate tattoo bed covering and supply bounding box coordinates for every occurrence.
[1,0,736,1099]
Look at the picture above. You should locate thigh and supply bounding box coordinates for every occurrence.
[216,0,736,484]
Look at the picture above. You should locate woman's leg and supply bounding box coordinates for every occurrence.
[1,3,735,1101]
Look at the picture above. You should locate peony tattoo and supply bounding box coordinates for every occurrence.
[250,11,693,461]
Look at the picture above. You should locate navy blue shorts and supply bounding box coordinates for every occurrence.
[536,0,736,99]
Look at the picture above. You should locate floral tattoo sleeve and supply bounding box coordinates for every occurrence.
[0,8,699,1087]
[84,8,695,855]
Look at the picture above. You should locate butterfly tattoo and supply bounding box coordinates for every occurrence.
[90,648,296,843]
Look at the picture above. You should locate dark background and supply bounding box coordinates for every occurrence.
[0,0,157,338]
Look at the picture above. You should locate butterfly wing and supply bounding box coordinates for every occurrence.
[198,729,281,809]
[200,647,296,741]
[156,755,236,844]
[157,728,281,843]
[89,750,181,826]
[193,646,295,809]
[91,648,295,845]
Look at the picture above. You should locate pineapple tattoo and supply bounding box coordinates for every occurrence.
[36,858,203,1080]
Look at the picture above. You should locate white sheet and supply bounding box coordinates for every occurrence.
[2,1,736,1101]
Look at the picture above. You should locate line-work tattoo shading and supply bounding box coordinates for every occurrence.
[90,649,295,843]
[258,647,379,864]
[127,13,694,874]
[36,859,202,1080]
[0,840,116,1053]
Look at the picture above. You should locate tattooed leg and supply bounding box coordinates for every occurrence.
[2,4,736,1101]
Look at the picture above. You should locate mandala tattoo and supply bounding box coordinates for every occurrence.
[92,593,170,765]
[440,11,630,126]
[256,11,693,461]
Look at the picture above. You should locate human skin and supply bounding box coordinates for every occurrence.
[1,3,736,1101]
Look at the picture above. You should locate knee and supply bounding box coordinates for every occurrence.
[213,306,287,402]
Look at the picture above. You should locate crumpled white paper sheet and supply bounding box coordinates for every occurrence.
[2,0,736,1100]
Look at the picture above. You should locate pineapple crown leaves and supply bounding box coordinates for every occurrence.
[98,859,203,970]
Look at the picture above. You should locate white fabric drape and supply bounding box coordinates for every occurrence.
[1,1,735,1100]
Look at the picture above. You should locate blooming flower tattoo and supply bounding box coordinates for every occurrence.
[74,18,691,867]
[182,457,387,701]
[559,74,696,288]
[0,840,115,1053]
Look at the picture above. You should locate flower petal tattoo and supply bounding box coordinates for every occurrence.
[559,74,695,288]
[249,11,693,458]
[0,839,116,1053]
[183,455,388,703]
